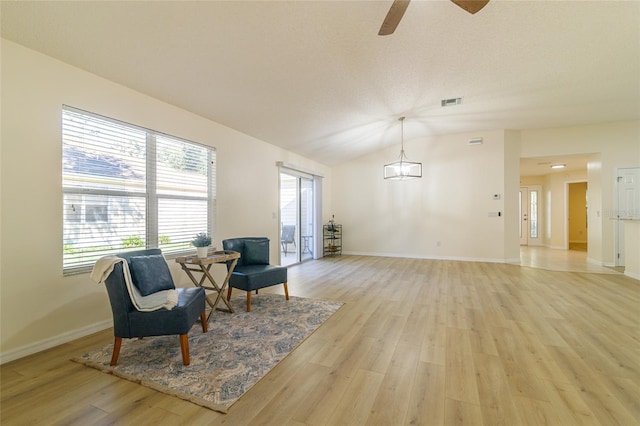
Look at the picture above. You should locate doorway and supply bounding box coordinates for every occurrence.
[279,172,314,266]
[568,182,588,251]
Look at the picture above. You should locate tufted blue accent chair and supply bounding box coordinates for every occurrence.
[104,248,207,366]
[222,237,289,312]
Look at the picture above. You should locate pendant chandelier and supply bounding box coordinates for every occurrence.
[383,116,422,180]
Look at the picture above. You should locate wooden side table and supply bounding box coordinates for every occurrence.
[175,250,240,322]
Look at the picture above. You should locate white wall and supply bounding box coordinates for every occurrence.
[332,120,637,266]
[0,40,331,362]
[503,130,522,262]
[521,121,640,265]
[544,170,588,249]
[587,153,603,264]
[622,221,640,280]
[332,130,518,262]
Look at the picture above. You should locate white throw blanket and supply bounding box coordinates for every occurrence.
[91,256,179,312]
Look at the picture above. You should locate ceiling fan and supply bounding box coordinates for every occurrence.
[379,0,490,35]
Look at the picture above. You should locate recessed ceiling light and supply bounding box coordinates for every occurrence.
[550,164,566,169]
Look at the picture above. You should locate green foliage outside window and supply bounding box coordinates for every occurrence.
[122,235,144,248]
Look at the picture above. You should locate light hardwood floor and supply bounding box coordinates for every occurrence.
[519,246,624,275]
[2,255,639,425]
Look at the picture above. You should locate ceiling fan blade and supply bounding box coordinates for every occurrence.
[378,0,411,36]
[451,0,490,15]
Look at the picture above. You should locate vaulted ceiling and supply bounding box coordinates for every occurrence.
[2,1,639,166]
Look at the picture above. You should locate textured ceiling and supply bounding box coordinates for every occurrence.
[2,1,639,166]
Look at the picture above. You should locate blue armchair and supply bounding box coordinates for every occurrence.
[103,249,207,366]
[222,237,289,312]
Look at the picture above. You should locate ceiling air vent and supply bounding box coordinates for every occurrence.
[441,97,463,107]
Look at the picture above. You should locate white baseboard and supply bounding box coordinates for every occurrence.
[586,257,619,268]
[625,271,640,280]
[343,251,512,264]
[1,319,111,365]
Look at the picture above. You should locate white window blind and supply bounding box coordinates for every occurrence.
[62,106,215,273]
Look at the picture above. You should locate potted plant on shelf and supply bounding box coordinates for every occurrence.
[192,232,212,258]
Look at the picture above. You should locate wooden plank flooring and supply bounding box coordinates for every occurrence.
[2,255,639,425]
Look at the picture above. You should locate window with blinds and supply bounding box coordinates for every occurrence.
[62,106,216,273]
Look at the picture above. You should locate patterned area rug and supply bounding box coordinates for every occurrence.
[73,294,343,413]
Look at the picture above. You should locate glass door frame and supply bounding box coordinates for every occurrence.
[278,167,316,266]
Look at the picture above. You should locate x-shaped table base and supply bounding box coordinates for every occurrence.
[176,250,240,323]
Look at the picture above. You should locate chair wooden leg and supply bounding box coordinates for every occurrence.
[227,286,232,301]
[200,311,208,333]
[283,282,289,300]
[110,336,122,366]
[179,334,190,366]
[246,291,252,312]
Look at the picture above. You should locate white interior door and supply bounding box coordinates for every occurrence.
[617,167,640,266]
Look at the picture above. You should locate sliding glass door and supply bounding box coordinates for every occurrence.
[280,172,314,266]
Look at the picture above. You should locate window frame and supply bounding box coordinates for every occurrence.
[62,105,216,275]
